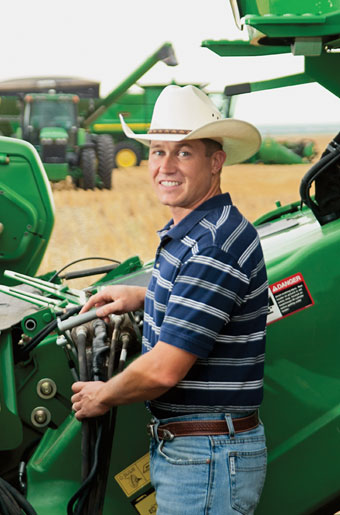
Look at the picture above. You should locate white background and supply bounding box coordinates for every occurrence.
[3,0,340,128]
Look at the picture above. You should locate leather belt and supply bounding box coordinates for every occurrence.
[147,412,259,441]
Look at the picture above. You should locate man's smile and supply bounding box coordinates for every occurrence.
[159,180,182,187]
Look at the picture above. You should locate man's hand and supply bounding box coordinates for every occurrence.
[71,381,111,420]
[81,285,146,320]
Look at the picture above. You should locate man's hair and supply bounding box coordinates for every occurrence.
[201,138,223,156]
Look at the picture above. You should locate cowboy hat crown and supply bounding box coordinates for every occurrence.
[119,85,261,165]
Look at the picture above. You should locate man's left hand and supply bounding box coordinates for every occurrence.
[71,381,110,420]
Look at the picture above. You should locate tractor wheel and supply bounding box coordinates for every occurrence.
[80,148,96,190]
[113,140,143,168]
[96,134,114,189]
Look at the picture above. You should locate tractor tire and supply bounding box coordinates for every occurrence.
[113,140,143,168]
[80,147,96,190]
[96,134,114,189]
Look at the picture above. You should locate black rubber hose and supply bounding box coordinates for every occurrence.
[300,138,340,207]
[67,424,103,515]
[60,263,119,280]
[0,482,13,515]
[49,257,121,283]
[0,478,37,515]
[90,412,113,514]
[300,149,340,196]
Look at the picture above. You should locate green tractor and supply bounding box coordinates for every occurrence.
[1,42,177,190]
[2,1,340,513]
[18,91,102,189]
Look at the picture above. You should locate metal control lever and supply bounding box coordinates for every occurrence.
[57,309,98,333]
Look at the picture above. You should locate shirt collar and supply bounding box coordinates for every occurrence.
[158,193,232,241]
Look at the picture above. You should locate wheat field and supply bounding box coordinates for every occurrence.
[38,133,333,287]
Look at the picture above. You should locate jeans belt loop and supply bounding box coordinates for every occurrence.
[225,413,235,438]
[147,417,158,440]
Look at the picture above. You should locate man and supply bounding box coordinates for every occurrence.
[71,85,268,514]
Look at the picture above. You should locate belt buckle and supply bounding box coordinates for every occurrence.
[158,428,174,441]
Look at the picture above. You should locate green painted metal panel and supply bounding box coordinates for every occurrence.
[0,136,54,284]
[305,53,340,98]
[43,163,69,181]
[252,207,340,513]
[202,39,290,56]
[0,332,23,450]
[233,0,340,17]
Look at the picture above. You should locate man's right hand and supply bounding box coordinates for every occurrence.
[80,285,146,319]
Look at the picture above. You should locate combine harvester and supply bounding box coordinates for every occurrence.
[0,0,340,513]
[0,43,177,190]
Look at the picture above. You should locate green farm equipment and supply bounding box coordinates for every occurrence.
[0,42,177,189]
[1,1,340,513]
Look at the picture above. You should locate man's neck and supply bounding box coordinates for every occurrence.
[170,188,222,225]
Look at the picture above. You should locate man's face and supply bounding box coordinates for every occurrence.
[148,140,225,223]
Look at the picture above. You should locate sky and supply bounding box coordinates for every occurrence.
[3,0,340,129]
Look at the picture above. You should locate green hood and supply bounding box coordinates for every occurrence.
[40,126,68,141]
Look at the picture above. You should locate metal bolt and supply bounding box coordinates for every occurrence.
[31,406,51,427]
[40,381,53,396]
[37,378,57,399]
[34,409,47,424]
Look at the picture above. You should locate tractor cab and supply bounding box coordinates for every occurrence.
[22,92,79,144]
[20,92,82,181]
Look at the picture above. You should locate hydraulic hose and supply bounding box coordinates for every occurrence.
[69,316,134,514]
[118,332,131,372]
[0,477,37,515]
[74,326,91,483]
[91,319,108,381]
[75,326,88,382]
[107,315,124,378]
[299,134,340,224]
[67,425,103,515]
[92,329,132,514]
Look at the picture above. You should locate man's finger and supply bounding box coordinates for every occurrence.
[71,381,86,393]
[96,301,119,318]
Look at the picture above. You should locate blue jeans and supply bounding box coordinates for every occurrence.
[149,412,267,515]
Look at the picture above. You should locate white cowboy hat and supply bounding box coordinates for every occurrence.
[119,84,261,165]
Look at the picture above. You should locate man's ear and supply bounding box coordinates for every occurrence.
[211,150,227,175]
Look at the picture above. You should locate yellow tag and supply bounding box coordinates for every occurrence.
[133,490,157,515]
[114,453,150,497]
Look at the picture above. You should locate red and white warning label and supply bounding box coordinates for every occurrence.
[267,273,314,324]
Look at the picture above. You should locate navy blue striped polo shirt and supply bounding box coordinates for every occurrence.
[142,193,268,419]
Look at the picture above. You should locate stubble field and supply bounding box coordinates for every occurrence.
[38,133,333,287]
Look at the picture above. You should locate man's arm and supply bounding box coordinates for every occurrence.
[71,341,197,420]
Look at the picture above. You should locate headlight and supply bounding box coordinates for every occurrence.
[56,138,67,145]
[41,138,53,144]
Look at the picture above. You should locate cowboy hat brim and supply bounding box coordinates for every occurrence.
[119,114,261,166]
